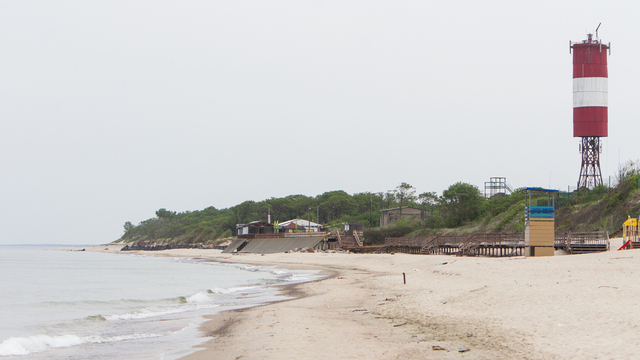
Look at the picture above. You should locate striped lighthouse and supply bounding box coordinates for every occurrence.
[571,28,610,189]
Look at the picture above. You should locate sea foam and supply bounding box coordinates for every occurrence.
[103,299,220,321]
[208,286,257,294]
[0,332,164,356]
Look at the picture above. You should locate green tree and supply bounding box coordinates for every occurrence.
[266,197,288,222]
[394,182,416,217]
[418,191,438,218]
[381,191,396,209]
[155,208,176,219]
[319,191,356,221]
[123,221,134,233]
[232,200,255,224]
[441,182,483,227]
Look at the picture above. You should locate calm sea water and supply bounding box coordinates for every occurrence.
[0,246,320,359]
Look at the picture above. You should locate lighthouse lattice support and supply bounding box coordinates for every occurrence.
[578,136,603,189]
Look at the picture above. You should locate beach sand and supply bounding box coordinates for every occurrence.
[93,240,640,359]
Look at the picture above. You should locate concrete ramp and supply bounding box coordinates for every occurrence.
[240,236,325,254]
[221,239,247,253]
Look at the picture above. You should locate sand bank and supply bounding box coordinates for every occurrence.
[93,242,640,359]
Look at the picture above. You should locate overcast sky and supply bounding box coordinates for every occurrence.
[1,1,639,245]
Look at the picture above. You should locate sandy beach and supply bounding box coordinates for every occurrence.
[94,240,640,359]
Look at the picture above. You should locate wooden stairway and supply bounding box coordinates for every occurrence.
[570,244,608,254]
[336,231,358,247]
[340,235,358,247]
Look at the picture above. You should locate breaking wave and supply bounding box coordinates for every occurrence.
[208,286,258,294]
[101,292,221,321]
[0,332,166,357]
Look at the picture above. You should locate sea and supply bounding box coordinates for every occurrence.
[0,245,321,359]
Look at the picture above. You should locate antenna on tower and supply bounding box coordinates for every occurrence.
[596,23,601,39]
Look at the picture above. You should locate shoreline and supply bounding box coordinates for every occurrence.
[92,242,640,359]
[90,246,340,359]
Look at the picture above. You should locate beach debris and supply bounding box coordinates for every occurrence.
[432,346,446,351]
[403,272,406,284]
[352,309,368,312]
[466,332,473,337]
[435,260,455,266]
[393,322,407,327]
[599,286,619,289]
[459,348,470,353]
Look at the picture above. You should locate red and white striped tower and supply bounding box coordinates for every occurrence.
[571,29,610,189]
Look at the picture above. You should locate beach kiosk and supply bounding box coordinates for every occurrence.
[524,187,558,257]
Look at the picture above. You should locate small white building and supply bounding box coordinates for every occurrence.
[277,219,323,233]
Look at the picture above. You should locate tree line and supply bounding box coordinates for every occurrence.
[119,159,640,245]
[119,181,521,244]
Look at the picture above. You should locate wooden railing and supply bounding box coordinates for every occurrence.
[570,231,609,243]
[555,231,609,252]
[254,232,329,239]
[418,233,524,256]
[460,233,523,256]
[385,237,427,247]
[554,231,573,251]
[386,230,609,257]
[462,233,520,247]
[282,232,328,237]
[421,235,469,254]
[353,231,363,246]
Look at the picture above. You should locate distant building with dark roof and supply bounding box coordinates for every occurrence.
[380,207,424,226]
[236,221,274,237]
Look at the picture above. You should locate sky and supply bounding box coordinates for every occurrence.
[1,1,639,245]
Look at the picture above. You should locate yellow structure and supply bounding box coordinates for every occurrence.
[526,221,555,256]
[621,216,639,250]
[523,188,558,257]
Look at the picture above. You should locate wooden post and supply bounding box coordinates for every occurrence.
[403,272,406,284]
